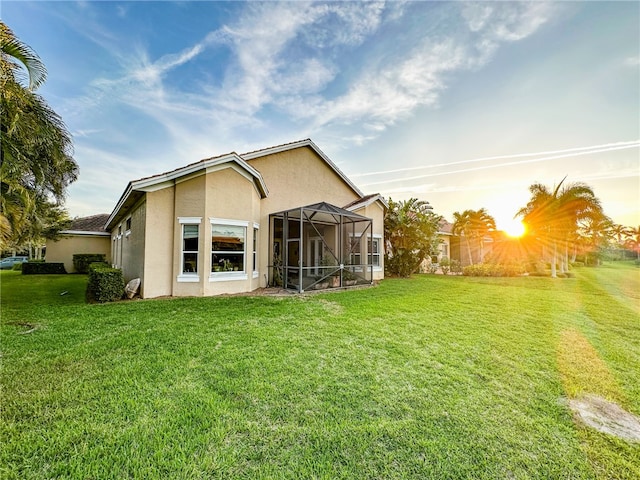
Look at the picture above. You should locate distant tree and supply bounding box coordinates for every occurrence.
[452,210,473,265]
[384,198,442,277]
[624,225,640,260]
[0,21,78,250]
[578,214,613,266]
[517,178,604,276]
[451,208,496,264]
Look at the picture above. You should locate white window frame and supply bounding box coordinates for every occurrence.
[210,218,249,282]
[177,217,201,283]
[369,235,383,272]
[252,223,259,279]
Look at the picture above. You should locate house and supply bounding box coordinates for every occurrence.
[45,214,111,273]
[105,139,386,298]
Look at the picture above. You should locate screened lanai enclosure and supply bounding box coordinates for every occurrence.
[269,202,375,292]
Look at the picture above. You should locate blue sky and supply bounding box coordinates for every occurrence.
[4,1,639,232]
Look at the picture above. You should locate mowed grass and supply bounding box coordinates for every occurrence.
[1,264,639,479]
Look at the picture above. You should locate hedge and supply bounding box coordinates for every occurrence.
[21,262,67,275]
[86,264,124,303]
[462,262,525,277]
[73,254,107,274]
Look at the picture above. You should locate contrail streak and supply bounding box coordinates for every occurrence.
[360,144,640,187]
[352,140,639,178]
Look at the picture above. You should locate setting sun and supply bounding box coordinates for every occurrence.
[503,219,526,238]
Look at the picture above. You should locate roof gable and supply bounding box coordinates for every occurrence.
[343,193,388,212]
[107,153,268,230]
[241,139,363,197]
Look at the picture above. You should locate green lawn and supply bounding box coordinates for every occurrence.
[1,264,639,479]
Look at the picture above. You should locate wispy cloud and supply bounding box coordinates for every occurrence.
[77,1,556,151]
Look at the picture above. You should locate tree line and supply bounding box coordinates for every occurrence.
[384,179,639,277]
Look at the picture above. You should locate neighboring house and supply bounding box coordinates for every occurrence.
[433,220,453,263]
[45,214,111,273]
[106,139,386,298]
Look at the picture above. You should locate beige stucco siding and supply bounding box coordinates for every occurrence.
[247,147,361,285]
[203,166,262,296]
[172,175,206,297]
[143,188,175,298]
[117,200,146,284]
[46,235,111,273]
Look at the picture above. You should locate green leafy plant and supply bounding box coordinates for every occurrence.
[73,254,107,274]
[86,264,124,303]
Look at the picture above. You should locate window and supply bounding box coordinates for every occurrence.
[182,225,199,274]
[252,226,258,275]
[211,223,246,273]
[441,244,448,257]
[125,217,132,231]
[369,237,381,268]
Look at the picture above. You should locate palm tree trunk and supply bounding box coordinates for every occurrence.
[466,237,473,265]
[550,241,558,278]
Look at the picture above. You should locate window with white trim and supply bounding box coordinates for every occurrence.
[369,237,381,268]
[181,224,199,274]
[252,226,258,274]
[211,222,246,273]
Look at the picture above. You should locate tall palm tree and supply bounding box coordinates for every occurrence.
[0,21,46,90]
[452,209,496,264]
[452,210,473,265]
[467,208,496,263]
[1,21,77,250]
[625,225,640,260]
[517,178,603,277]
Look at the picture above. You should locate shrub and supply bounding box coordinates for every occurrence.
[11,263,23,271]
[463,262,525,277]
[450,259,462,274]
[440,257,451,275]
[73,254,107,274]
[86,265,124,303]
[21,262,67,275]
[427,264,439,274]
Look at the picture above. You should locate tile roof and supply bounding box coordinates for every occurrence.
[67,214,110,232]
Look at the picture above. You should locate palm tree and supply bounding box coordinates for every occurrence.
[452,209,496,264]
[517,178,604,277]
[452,210,473,265]
[0,21,46,90]
[1,21,77,250]
[467,208,496,263]
[625,225,640,260]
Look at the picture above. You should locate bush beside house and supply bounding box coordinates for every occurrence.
[86,264,124,303]
[73,254,107,274]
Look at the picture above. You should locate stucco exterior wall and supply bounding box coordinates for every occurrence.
[247,146,361,284]
[143,187,175,298]
[202,166,262,296]
[46,234,111,273]
[121,200,146,283]
[172,174,206,297]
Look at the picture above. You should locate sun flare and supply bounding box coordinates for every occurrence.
[503,219,526,238]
